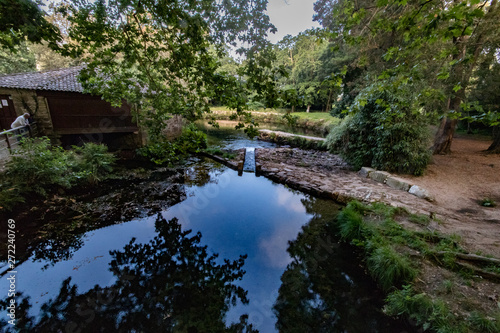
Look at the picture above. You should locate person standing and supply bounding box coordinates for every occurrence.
[11,113,31,129]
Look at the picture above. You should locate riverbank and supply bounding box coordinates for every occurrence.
[255,145,500,257]
[207,109,339,136]
[254,143,500,332]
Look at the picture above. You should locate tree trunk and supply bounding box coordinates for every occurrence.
[291,105,295,113]
[306,105,310,113]
[487,126,500,153]
[326,89,333,112]
[433,117,458,154]
[433,95,461,154]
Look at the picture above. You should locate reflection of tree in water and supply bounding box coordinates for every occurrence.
[1,215,257,333]
[274,204,411,332]
[184,159,227,187]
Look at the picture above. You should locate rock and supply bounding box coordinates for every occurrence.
[369,170,391,183]
[409,185,434,202]
[386,176,411,192]
[359,167,375,178]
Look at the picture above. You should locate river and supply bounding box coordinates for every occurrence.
[0,124,410,332]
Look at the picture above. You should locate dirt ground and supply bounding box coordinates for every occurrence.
[398,135,500,257]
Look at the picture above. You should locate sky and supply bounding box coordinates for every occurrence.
[266,0,321,44]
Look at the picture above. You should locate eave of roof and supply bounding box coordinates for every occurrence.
[0,66,85,93]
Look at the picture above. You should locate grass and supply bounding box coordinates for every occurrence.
[208,107,341,135]
[480,198,497,207]
[291,112,338,122]
[367,246,418,291]
[336,200,500,333]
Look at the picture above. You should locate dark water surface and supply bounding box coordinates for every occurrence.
[0,126,410,332]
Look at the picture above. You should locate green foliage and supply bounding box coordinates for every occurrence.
[317,0,500,153]
[384,285,462,332]
[0,42,36,74]
[0,0,61,50]
[138,124,207,165]
[326,86,431,175]
[468,312,500,333]
[0,185,25,211]
[1,137,115,209]
[5,138,77,195]
[177,124,208,153]
[367,246,417,291]
[480,198,497,208]
[72,142,116,185]
[60,0,278,138]
[338,201,371,241]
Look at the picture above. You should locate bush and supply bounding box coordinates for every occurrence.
[1,138,115,210]
[72,142,116,185]
[337,201,371,241]
[326,86,431,175]
[5,138,77,195]
[138,123,207,165]
[0,185,24,211]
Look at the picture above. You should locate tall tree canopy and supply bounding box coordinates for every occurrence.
[58,0,277,139]
[314,0,500,154]
[0,0,60,49]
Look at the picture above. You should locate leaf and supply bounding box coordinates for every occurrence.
[437,71,450,80]
[452,84,461,92]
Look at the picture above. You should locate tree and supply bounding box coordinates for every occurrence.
[273,30,338,112]
[29,3,81,71]
[0,0,60,50]
[0,42,36,74]
[317,0,500,154]
[58,0,277,140]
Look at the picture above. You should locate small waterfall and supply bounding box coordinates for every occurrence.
[243,147,256,172]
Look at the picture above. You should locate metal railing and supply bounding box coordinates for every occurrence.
[0,122,39,159]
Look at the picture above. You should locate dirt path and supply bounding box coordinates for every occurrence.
[399,135,500,221]
[397,135,500,255]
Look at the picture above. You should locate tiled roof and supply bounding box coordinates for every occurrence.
[0,66,85,92]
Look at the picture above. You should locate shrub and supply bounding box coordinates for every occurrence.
[138,123,207,165]
[326,85,431,175]
[5,138,77,195]
[0,185,24,211]
[177,123,208,153]
[1,138,115,210]
[72,142,116,185]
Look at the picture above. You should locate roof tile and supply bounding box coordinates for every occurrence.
[0,66,84,92]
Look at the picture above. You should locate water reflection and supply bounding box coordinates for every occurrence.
[196,121,277,150]
[274,199,412,332]
[0,157,407,332]
[0,216,255,332]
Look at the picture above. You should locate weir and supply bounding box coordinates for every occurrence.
[243,147,256,172]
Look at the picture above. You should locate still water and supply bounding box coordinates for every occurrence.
[0,126,409,332]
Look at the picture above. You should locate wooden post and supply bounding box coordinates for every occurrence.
[4,133,11,153]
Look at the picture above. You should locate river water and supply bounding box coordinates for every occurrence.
[0,124,410,332]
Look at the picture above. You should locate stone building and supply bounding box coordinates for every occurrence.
[0,66,145,149]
